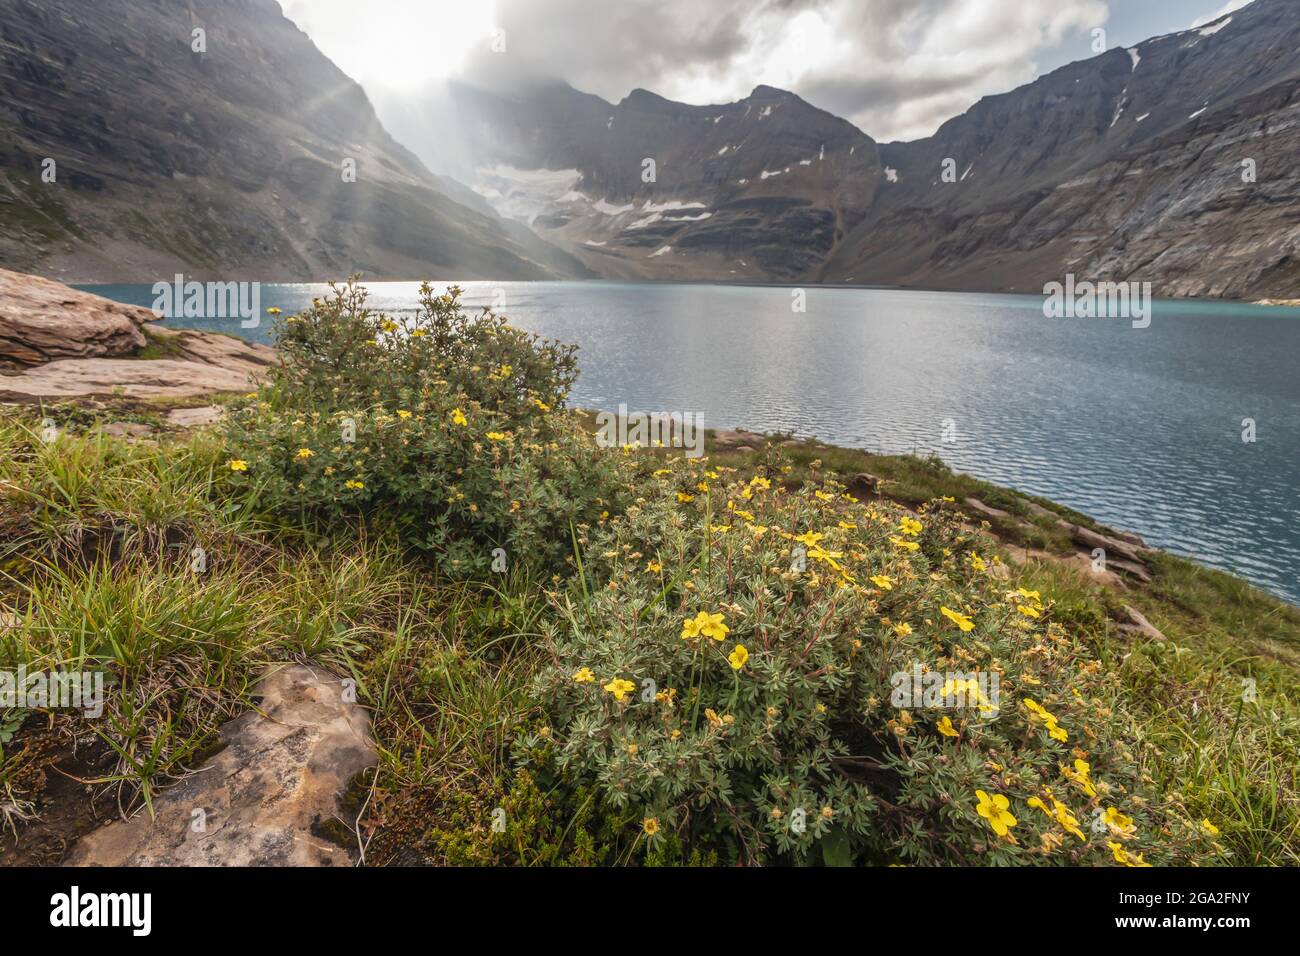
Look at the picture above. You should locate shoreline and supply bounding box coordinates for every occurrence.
[57,274,1300,309]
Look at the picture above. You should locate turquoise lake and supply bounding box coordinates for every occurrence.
[83,281,1300,606]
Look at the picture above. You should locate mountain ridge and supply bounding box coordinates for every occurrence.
[402,0,1298,297]
[0,0,590,282]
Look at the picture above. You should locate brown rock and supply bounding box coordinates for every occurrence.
[97,421,153,439]
[0,358,260,401]
[145,325,275,380]
[964,497,1012,522]
[847,472,885,498]
[1065,552,1127,590]
[1104,556,1154,585]
[0,267,152,368]
[1065,523,1148,567]
[68,665,375,867]
[1021,500,1059,521]
[711,429,766,452]
[1117,605,1167,642]
[166,405,226,428]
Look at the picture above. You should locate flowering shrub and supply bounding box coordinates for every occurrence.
[220,281,630,574]
[521,454,1221,866]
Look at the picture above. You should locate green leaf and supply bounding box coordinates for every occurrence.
[821,826,853,868]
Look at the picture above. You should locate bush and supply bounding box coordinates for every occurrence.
[521,453,1221,866]
[220,280,631,575]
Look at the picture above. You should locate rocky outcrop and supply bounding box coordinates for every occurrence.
[166,405,226,428]
[0,269,275,400]
[0,267,152,369]
[1118,605,1168,642]
[423,81,881,282]
[964,496,1155,587]
[0,357,261,401]
[822,0,1300,298]
[68,665,375,867]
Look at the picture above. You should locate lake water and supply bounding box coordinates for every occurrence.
[84,281,1300,606]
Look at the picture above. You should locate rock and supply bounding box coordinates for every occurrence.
[144,326,275,380]
[97,421,153,439]
[0,267,151,369]
[711,429,766,453]
[1117,605,1167,642]
[0,358,261,401]
[166,405,225,428]
[1103,556,1154,585]
[1065,552,1127,590]
[964,497,1012,522]
[847,472,885,498]
[1020,500,1059,521]
[0,270,276,401]
[1064,523,1149,567]
[1101,526,1149,550]
[1002,546,1059,567]
[67,665,375,867]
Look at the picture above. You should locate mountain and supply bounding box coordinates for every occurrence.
[408,0,1299,297]
[0,0,590,282]
[424,81,882,281]
[821,0,1300,298]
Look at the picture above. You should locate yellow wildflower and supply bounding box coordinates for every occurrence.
[573,667,596,683]
[975,790,1017,838]
[728,644,749,671]
[603,678,636,702]
[941,607,975,632]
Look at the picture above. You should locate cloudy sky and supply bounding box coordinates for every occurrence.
[282,0,1254,142]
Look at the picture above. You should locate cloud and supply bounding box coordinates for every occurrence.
[1191,0,1252,29]
[456,0,1111,141]
[284,0,1113,142]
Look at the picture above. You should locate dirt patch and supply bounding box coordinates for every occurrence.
[0,716,119,866]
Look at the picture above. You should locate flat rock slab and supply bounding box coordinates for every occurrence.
[0,357,258,400]
[711,429,767,452]
[166,405,225,428]
[0,267,152,368]
[145,325,275,379]
[68,665,375,867]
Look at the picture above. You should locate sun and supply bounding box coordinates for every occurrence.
[283,0,497,91]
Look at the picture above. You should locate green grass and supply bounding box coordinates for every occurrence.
[1,409,1296,864]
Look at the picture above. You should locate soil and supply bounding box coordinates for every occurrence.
[0,715,121,866]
